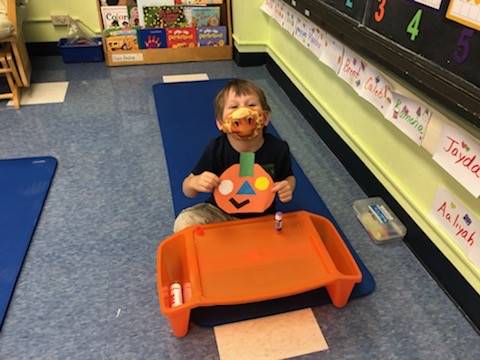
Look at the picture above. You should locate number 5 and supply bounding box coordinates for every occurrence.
[453,28,474,64]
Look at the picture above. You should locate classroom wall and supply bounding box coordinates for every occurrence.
[23,0,101,42]
[232,2,480,294]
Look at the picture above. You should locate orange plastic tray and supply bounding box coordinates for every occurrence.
[156,210,362,337]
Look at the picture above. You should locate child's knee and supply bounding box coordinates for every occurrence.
[173,211,198,233]
[172,203,235,232]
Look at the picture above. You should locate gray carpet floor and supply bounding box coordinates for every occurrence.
[0,57,478,360]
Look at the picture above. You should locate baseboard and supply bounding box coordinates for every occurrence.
[233,48,480,333]
[233,47,267,67]
[27,42,60,56]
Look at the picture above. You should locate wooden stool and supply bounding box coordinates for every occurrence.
[0,43,20,108]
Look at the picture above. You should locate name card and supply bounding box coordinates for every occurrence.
[260,0,275,17]
[306,22,324,58]
[357,66,393,116]
[432,187,479,268]
[339,47,366,89]
[319,33,344,74]
[385,92,432,145]
[432,124,480,197]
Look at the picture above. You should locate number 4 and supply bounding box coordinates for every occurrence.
[406,9,422,41]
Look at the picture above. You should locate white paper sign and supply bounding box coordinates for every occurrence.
[283,7,295,35]
[338,47,367,90]
[306,23,325,58]
[414,0,442,10]
[293,14,309,45]
[385,92,431,145]
[357,66,394,115]
[432,124,480,197]
[432,187,480,268]
[260,0,275,17]
[319,33,344,74]
[273,1,286,27]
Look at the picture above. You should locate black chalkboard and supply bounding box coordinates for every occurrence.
[315,0,369,22]
[282,0,480,127]
[364,0,480,88]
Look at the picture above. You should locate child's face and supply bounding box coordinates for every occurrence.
[217,89,269,140]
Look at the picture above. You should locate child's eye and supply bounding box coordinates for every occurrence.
[248,104,257,107]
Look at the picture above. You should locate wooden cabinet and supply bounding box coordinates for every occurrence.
[96,0,232,66]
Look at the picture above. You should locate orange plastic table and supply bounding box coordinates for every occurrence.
[156,210,362,337]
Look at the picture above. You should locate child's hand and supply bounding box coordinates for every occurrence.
[272,179,294,203]
[191,171,220,193]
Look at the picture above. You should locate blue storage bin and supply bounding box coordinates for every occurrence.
[58,37,104,63]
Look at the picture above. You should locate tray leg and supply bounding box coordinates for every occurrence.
[169,309,191,337]
[326,280,356,308]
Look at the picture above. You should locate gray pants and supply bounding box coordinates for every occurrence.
[173,203,237,233]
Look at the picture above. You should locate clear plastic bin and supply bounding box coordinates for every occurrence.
[353,197,406,244]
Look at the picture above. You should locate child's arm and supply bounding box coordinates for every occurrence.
[271,175,296,203]
[182,171,220,198]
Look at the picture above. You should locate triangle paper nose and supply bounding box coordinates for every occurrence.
[237,181,256,195]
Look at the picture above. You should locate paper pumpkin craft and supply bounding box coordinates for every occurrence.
[214,152,275,214]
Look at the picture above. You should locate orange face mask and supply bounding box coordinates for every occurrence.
[219,107,266,139]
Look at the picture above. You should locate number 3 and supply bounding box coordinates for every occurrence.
[374,0,387,22]
[453,28,474,64]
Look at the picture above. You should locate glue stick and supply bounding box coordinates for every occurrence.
[170,282,183,307]
[275,211,283,231]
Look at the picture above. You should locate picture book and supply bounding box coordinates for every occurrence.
[105,35,139,51]
[137,0,175,27]
[101,5,130,29]
[197,26,226,46]
[166,27,197,48]
[184,6,220,27]
[175,0,223,4]
[128,6,140,27]
[138,28,168,49]
[143,6,187,28]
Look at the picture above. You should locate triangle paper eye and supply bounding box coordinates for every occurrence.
[214,152,275,214]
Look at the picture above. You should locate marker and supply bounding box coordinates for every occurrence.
[170,282,183,307]
[275,211,283,231]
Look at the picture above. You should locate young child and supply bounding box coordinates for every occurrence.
[173,79,296,232]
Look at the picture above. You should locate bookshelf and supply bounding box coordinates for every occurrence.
[96,0,233,66]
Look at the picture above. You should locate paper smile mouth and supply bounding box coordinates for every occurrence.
[229,198,250,209]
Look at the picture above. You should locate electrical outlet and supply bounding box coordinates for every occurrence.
[51,14,70,26]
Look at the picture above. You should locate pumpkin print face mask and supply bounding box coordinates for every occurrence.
[218,107,266,140]
[214,152,275,214]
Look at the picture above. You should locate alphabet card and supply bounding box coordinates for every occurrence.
[357,66,393,116]
[432,187,479,268]
[385,92,432,145]
[432,124,480,197]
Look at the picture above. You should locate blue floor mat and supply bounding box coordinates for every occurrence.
[153,79,375,326]
[0,156,57,329]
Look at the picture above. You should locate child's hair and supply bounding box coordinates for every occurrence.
[214,79,271,120]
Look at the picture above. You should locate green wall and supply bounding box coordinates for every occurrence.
[23,0,101,42]
[233,2,480,294]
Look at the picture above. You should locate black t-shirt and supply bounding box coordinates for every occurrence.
[191,133,294,217]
